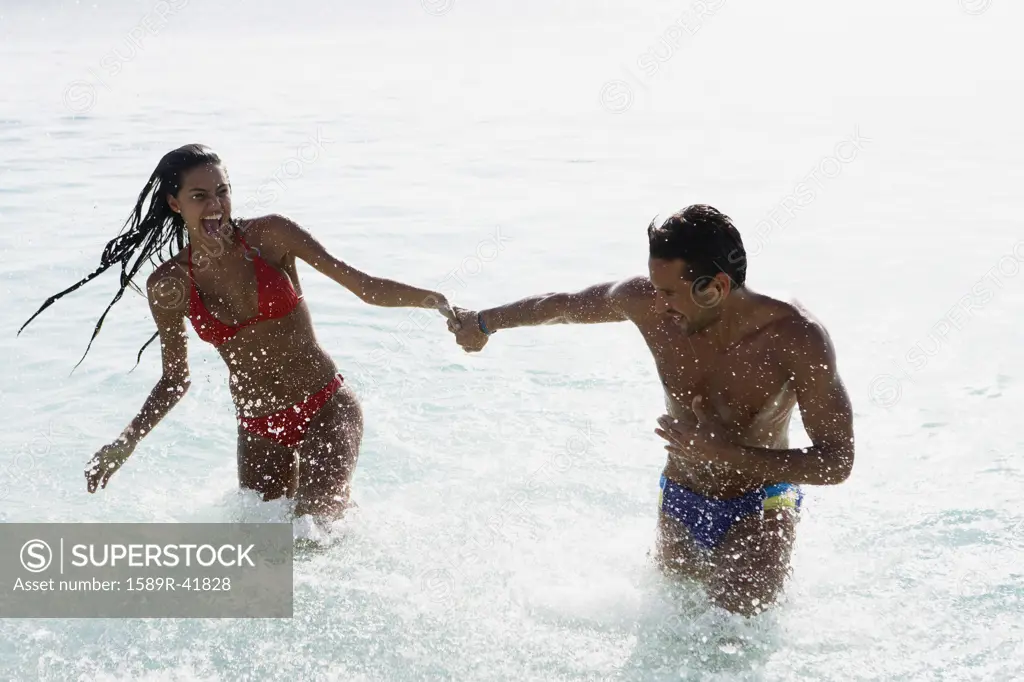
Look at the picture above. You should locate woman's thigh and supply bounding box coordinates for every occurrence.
[294,383,364,517]
[235,424,299,500]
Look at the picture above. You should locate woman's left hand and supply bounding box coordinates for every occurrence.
[435,297,461,331]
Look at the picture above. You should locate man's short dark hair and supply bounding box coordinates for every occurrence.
[647,204,747,288]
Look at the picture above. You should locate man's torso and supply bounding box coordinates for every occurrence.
[623,280,811,497]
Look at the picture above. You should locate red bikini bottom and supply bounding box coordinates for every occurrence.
[238,374,344,448]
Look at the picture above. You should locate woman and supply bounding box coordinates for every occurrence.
[19,143,458,524]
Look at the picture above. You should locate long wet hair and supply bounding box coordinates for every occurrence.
[18,143,223,371]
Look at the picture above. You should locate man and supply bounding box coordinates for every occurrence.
[447,204,854,616]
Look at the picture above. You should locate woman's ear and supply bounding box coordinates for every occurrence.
[166,194,181,214]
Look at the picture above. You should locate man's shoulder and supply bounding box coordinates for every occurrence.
[761,295,835,359]
[609,276,656,316]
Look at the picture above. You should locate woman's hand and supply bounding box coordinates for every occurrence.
[85,436,136,493]
[434,296,461,331]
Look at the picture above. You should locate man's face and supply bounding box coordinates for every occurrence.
[648,257,726,335]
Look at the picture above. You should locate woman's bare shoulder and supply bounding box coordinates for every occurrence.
[144,253,191,313]
[149,251,189,281]
[237,213,301,235]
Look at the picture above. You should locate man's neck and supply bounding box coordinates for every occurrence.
[711,288,757,351]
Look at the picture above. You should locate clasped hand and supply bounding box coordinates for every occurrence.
[429,297,487,352]
[443,306,489,352]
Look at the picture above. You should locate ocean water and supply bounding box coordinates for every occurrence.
[1,0,1023,679]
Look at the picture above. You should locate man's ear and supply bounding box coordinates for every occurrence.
[715,272,733,297]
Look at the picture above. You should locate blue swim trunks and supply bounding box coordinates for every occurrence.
[658,475,803,550]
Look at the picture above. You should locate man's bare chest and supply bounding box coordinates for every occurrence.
[641,322,796,431]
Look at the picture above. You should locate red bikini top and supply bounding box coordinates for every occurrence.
[187,235,302,347]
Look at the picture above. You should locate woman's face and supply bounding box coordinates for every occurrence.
[167,163,233,241]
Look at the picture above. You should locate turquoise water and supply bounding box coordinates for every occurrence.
[2,1,1023,679]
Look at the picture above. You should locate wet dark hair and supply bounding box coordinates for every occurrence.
[18,143,222,371]
[647,204,747,288]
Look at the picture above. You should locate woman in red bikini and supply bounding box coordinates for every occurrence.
[19,144,459,524]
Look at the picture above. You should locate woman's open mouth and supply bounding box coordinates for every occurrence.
[201,213,225,237]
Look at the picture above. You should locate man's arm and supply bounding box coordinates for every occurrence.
[449,278,645,352]
[722,321,855,485]
[479,277,644,332]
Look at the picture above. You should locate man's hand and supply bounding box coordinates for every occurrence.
[447,307,489,352]
[655,396,734,471]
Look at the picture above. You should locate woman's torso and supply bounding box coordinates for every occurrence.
[168,220,339,417]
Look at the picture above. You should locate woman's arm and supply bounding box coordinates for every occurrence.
[269,214,454,315]
[86,267,192,492]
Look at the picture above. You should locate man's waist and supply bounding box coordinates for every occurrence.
[660,466,795,501]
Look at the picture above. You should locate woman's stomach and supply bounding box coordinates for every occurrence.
[216,319,341,418]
